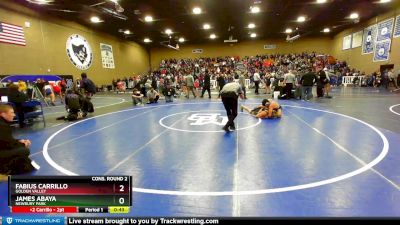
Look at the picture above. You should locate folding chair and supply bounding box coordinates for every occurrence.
[22,100,46,127]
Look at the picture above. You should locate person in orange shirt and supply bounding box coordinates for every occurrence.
[240,99,282,119]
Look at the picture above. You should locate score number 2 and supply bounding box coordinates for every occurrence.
[115,184,126,193]
[118,184,125,205]
[115,183,128,205]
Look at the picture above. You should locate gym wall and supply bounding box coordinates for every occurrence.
[332,3,400,74]
[0,0,149,86]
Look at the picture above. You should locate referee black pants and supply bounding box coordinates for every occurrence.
[221,96,238,127]
[285,83,293,99]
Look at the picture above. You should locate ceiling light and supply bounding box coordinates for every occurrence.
[316,0,327,3]
[250,33,257,38]
[285,28,293,33]
[250,6,260,14]
[124,30,131,35]
[193,7,202,14]
[323,28,330,33]
[297,16,306,22]
[203,24,211,29]
[26,0,54,5]
[165,29,172,35]
[144,38,152,43]
[379,0,391,2]
[248,23,256,29]
[109,0,119,3]
[179,37,185,43]
[90,16,102,23]
[210,34,216,39]
[350,13,359,19]
[144,15,153,22]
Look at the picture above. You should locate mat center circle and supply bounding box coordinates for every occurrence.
[159,110,262,132]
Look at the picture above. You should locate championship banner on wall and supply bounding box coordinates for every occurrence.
[362,25,377,55]
[342,34,352,50]
[351,31,363,48]
[376,18,394,42]
[373,40,391,62]
[100,43,115,69]
[393,15,400,38]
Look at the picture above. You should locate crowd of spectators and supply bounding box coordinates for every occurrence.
[109,52,400,104]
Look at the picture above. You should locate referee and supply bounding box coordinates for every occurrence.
[220,81,244,132]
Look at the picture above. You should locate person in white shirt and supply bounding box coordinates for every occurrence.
[146,87,160,104]
[43,81,56,106]
[388,68,399,90]
[283,70,296,99]
[253,70,261,94]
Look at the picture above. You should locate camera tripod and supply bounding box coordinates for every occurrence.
[31,85,50,107]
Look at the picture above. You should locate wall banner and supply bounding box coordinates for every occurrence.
[100,43,115,69]
[342,34,352,50]
[362,25,377,55]
[192,49,203,54]
[376,18,394,42]
[393,15,400,38]
[373,40,391,62]
[351,31,363,48]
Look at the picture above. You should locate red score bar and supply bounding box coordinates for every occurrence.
[11,206,78,213]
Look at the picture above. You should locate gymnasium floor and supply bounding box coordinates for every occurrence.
[0,87,399,217]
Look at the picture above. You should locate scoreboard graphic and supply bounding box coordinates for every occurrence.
[8,176,131,214]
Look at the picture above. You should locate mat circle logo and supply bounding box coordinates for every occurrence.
[159,110,262,132]
[66,34,93,70]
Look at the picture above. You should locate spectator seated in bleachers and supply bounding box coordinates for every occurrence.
[153,53,363,94]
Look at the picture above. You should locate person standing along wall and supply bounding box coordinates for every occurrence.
[217,73,226,98]
[185,72,196,98]
[79,73,96,115]
[300,68,317,101]
[283,70,295,99]
[201,70,211,98]
[388,68,399,91]
[238,71,247,99]
[80,73,97,98]
[253,70,261,95]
